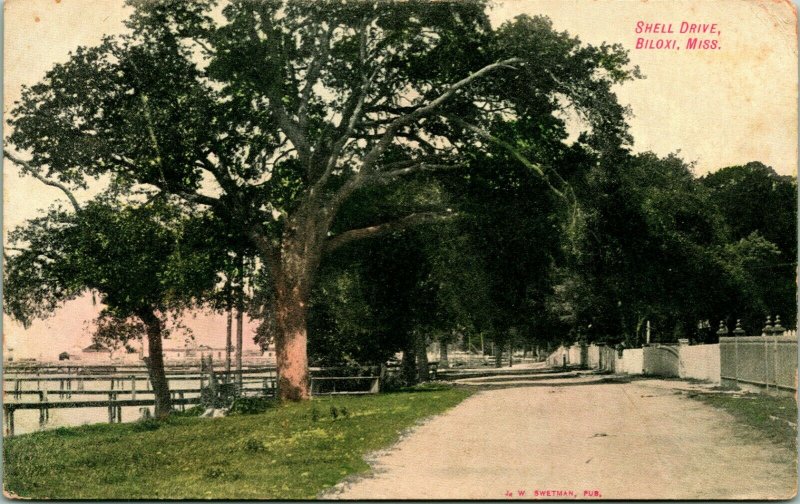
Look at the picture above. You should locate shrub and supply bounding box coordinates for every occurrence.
[171,405,205,418]
[131,417,161,432]
[228,396,277,415]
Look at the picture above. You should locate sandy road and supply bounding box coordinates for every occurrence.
[324,379,796,500]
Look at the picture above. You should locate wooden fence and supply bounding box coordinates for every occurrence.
[3,365,380,436]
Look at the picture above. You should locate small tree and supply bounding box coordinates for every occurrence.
[4,199,218,417]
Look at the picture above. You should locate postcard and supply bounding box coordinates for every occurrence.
[3,0,797,499]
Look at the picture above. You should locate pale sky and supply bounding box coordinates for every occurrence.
[2,0,798,358]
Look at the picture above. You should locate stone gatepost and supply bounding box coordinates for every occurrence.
[579,337,589,370]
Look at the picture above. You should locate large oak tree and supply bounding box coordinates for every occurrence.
[5,0,636,400]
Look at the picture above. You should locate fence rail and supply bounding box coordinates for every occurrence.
[2,367,380,436]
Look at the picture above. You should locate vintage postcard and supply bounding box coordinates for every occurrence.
[2,0,797,500]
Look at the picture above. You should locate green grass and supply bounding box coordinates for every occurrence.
[3,385,472,499]
[689,392,797,456]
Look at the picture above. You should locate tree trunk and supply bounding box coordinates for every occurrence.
[272,233,317,401]
[137,308,172,418]
[439,336,449,366]
[415,332,429,381]
[401,338,418,385]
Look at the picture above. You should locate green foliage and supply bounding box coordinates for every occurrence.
[556,153,796,343]
[702,163,797,332]
[5,0,640,389]
[227,396,278,416]
[89,313,147,354]
[3,389,473,499]
[171,405,205,418]
[131,417,162,433]
[3,200,219,325]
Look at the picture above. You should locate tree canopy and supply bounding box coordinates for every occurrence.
[5,0,639,399]
[6,0,794,402]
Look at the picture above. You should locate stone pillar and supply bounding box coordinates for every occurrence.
[579,337,588,370]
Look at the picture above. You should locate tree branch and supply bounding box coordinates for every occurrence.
[445,116,568,200]
[311,67,378,192]
[4,150,81,212]
[272,106,312,163]
[324,211,459,254]
[327,58,523,212]
[358,57,523,173]
[175,191,221,208]
[298,24,334,127]
[368,162,466,184]
[246,223,282,282]
[257,11,312,164]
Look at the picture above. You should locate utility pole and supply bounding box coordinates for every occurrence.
[235,254,244,392]
[225,307,232,382]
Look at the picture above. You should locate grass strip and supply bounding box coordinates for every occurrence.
[4,385,472,499]
[689,391,797,461]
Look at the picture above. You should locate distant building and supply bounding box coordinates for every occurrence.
[82,342,112,362]
[162,343,226,362]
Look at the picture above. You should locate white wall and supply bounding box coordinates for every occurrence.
[568,345,582,364]
[587,345,600,368]
[678,343,720,383]
[614,348,643,375]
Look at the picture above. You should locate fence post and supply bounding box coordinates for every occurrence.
[764,336,769,391]
[6,406,15,436]
[762,316,774,390]
[108,392,117,423]
[774,331,780,390]
[733,319,745,386]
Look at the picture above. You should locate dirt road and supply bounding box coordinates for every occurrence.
[324,379,796,500]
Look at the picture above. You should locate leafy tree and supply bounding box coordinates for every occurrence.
[4,199,219,417]
[5,0,637,399]
[560,153,730,343]
[309,177,493,382]
[702,163,797,330]
[555,152,797,344]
